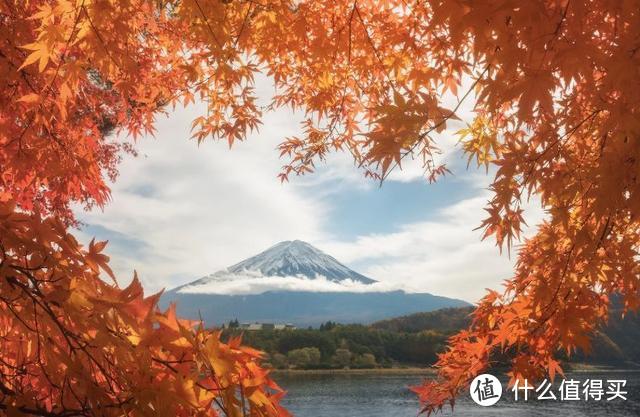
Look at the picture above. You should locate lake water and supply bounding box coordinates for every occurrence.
[276,370,640,416]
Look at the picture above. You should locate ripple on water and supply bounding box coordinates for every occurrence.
[276,371,640,417]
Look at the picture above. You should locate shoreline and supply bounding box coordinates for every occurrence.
[270,362,640,376]
[566,362,640,372]
[271,367,436,376]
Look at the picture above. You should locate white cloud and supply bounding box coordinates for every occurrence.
[75,101,331,293]
[177,271,405,295]
[318,191,546,303]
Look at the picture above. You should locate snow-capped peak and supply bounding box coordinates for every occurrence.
[227,240,376,284]
[174,240,377,294]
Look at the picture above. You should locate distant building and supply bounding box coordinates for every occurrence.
[239,322,296,331]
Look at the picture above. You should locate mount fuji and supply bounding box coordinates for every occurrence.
[160,240,470,326]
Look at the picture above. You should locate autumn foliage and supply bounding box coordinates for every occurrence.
[0,202,288,416]
[1,0,639,415]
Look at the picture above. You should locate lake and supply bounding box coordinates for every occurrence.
[276,370,640,416]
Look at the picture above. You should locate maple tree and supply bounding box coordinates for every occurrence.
[1,0,639,415]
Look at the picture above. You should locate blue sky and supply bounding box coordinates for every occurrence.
[73,83,544,303]
[318,172,476,238]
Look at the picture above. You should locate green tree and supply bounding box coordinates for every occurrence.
[270,353,289,370]
[319,321,336,331]
[286,347,321,368]
[332,348,352,368]
[353,353,377,369]
[305,347,321,366]
[287,348,310,368]
[277,330,336,359]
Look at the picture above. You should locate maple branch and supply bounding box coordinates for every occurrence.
[379,64,491,184]
[534,0,571,74]
[347,1,357,65]
[554,0,571,37]
[234,2,254,48]
[518,109,601,193]
[533,243,576,332]
[81,5,124,75]
[531,214,614,337]
[191,0,224,49]
[9,0,85,154]
[4,269,128,398]
[0,403,87,417]
[353,4,397,92]
[46,0,85,96]
[152,355,231,415]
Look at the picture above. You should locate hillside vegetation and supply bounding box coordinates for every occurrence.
[224,306,639,370]
[226,322,450,369]
[371,307,474,334]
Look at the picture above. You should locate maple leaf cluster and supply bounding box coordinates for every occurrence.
[0,201,289,416]
[1,0,639,415]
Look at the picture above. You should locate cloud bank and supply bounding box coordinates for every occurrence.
[74,101,331,292]
[318,192,546,302]
[177,271,408,295]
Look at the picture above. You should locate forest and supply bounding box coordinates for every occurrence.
[222,308,471,369]
[223,306,640,370]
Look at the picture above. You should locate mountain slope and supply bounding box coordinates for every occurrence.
[161,291,471,327]
[372,306,475,334]
[175,240,376,293]
[371,306,640,365]
[161,240,471,326]
[227,240,376,284]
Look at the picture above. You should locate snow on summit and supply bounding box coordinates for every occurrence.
[228,240,376,284]
[172,240,414,295]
